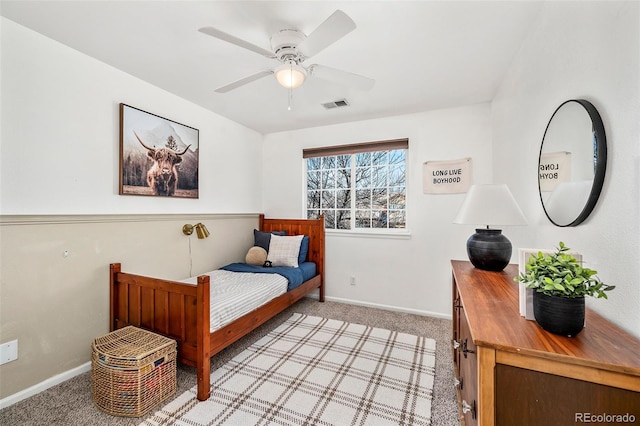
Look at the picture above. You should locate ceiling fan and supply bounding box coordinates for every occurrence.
[198,10,375,93]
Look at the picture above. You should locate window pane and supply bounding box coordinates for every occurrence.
[388,210,406,228]
[336,169,350,188]
[355,167,371,188]
[321,190,336,209]
[372,151,388,165]
[336,210,351,229]
[355,210,371,228]
[307,191,320,209]
[389,165,405,186]
[336,189,351,209]
[321,170,335,188]
[389,187,405,209]
[307,171,321,190]
[372,188,388,209]
[389,149,405,165]
[336,155,351,168]
[355,152,371,167]
[322,210,335,229]
[372,166,388,187]
[372,210,388,228]
[307,209,320,220]
[356,189,371,208]
[322,156,335,169]
[307,157,321,170]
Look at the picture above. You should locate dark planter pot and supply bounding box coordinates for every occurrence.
[466,229,512,272]
[533,292,585,337]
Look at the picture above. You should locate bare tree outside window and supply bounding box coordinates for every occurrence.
[306,148,406,230]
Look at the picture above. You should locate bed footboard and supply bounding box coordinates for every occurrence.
[109,263,212,400]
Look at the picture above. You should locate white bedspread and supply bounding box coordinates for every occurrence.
[181,270,288,332]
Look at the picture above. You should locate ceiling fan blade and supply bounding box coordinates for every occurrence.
[310,64,375,91]
[215,70,274,93]
[199,27,276,59]
[297,10,356,59]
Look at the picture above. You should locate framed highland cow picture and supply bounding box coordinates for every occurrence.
[119,103,199,198]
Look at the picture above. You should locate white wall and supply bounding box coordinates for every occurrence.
[0,18,264,401]
[262,104,495,318]
[1,18,263,215]
[492,1,640,337]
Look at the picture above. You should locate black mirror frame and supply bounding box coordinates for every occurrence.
[538,99,607,227]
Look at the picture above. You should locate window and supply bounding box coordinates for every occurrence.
[304,139,408,230]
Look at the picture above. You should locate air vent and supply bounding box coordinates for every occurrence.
[322,99,350,109]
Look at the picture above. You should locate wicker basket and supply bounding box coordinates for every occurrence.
[91,326,177,417]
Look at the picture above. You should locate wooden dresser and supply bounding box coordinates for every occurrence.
[451,260,640,426]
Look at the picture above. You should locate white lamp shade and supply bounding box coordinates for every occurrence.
[275,62,307,89]
[454,184,527,226]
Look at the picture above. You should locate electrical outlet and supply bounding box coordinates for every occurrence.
[350,276,356,286]
[0,340,18,365]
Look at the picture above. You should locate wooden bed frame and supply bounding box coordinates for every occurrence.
[109,215,324,401]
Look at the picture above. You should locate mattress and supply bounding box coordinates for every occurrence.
[181,269,288,332]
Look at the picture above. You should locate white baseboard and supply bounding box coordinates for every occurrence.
[323,296,453,320]
[0,361,91,410]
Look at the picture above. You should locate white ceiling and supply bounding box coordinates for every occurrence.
[1,1,544,134]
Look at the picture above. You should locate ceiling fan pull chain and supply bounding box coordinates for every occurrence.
[288,62,293,110]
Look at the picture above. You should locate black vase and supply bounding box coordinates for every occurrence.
[533,292,585,337]
[466,228,512,272]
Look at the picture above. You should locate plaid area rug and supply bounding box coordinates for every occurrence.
[140,313,436,426]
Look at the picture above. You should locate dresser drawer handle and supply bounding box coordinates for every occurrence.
[462,339,475,358]
[454,377,463,389]
[462,399,476,418]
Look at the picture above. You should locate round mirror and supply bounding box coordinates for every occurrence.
[538,99,607,227]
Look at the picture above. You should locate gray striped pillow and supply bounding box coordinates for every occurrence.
[267,235,304,267]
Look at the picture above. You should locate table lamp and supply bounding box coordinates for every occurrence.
[454,184,527,271]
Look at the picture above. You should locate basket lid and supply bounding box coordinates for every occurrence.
[93,326,175,359]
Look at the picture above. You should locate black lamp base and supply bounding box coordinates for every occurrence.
[466,228,512,272]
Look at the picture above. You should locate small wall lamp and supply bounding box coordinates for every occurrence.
[182,223,210,239]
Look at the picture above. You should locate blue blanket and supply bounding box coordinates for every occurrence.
[220,263,315,291]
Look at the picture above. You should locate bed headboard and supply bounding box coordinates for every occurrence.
[259,214,325,278]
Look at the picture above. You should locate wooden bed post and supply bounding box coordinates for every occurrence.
[317,215,325,302]
[196,275,211,401]
[319,277,325,302]
[109,263,121,332]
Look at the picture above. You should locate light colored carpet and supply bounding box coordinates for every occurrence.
[141,313,436,426]
[0,299,460,426]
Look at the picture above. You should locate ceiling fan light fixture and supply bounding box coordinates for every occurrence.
[275,61,307,89]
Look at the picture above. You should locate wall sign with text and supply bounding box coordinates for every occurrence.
[539,151,572,192]
[423,158,472,194]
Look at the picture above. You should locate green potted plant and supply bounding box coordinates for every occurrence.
[515,242,615,336]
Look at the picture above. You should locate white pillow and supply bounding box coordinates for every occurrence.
[267,234,304,267]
